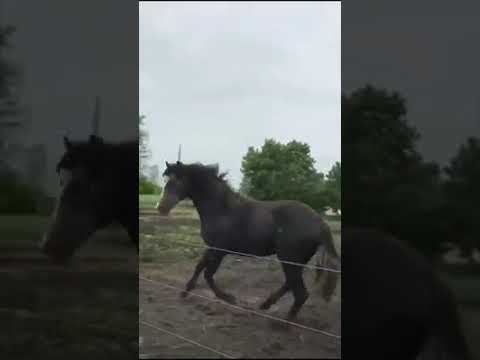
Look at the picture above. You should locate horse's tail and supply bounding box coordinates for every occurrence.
[315,225,341,303]
[315,247,327,282]
[418,288,472,360]
[315,225,340,281]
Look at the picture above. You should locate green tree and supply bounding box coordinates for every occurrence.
[310,177,334,213]
[0,25,18,111]
[444,137,480,260]
[139,114,151,177]
[241,139,317,202]
[0,25,40,214]
[343,85,446,257]
[139,177,162,195]
[238,175,252,196]
[240,139,341,213]
[325,161,341,211]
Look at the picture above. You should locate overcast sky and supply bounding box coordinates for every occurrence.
[343,1,480,167]
[140,1,341,188]
[2,0,138,195]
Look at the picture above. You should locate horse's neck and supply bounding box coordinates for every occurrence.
[191,184,233,222]
[192,196,222,222]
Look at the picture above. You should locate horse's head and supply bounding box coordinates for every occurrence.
[39,134,114,264]
[157,161,190,216]
[157,161,224,216]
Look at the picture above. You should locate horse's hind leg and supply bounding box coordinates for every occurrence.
[203,250,236,304]
[181,250,209,298]
[323,268,339,303]
[282,263,309,321]
[259,283,289,310]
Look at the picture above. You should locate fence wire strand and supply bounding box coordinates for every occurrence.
[147,235,342,273]
[140,276,341,341]
[140,319,236,359]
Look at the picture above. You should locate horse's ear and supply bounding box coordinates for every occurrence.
[63,136,72,150]
[89,135,103,144]
[165,161,170,168]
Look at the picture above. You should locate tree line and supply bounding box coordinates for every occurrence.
[343,85,480,260]
[139,114,341,215]
[240,139,341,215]
[139,114,161,194]
[0,26,46,214]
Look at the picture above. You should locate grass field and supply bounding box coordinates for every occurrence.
[139,194,160,210]
[0,214,138,358]
[139,193,341,219]
[0,215,50,243]
[139,195,341,264]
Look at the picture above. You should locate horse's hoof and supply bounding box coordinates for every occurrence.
[271,320,290,331]
[222,294,236,304]
[323,293,333,303]
[259,302,271,310]
[286,312,298,323]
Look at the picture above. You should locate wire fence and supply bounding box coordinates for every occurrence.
[140,276,341,340]
[140,320,236,359]
[144,235,342,274]
[140,228,341,358]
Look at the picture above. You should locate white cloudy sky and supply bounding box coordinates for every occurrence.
[2,1,138,195]
[140,1,341,188]
[343,1,480,167]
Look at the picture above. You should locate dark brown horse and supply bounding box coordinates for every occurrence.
[343,228,471,359]
[157,161,340,321]
[39,135,138,264]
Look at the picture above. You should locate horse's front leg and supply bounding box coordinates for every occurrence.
[260,283,289,310]
[203,249,236,304]
[125,222,139,252]
[181,249,209,298]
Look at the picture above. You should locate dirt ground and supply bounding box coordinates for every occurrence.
[0,217,138,359]
[139,209,342,359]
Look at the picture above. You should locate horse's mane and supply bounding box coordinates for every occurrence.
[185,163,243,201]
[57,138,138,175]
